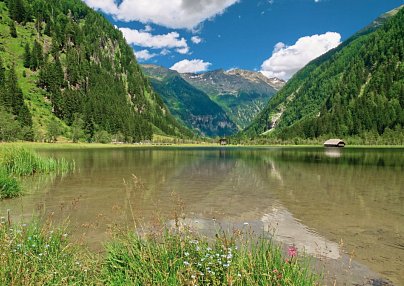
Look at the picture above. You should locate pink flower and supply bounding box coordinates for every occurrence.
[288,245,297,257]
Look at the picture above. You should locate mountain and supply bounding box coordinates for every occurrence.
[142,64,237,137]
[0,0,191,143]
[142,64,284,135]
[241,6,404,143]
[181,69,283,129]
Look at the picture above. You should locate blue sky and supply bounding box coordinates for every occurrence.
[85,0,403,80]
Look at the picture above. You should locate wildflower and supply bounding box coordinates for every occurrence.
[184,252,189,256]
[237,273,241,277]
[191,275,196,279]
[184,261,190,266]
[288,245,298,257]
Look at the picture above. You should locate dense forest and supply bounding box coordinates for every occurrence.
[240,6,404,145]
[0,0,192,142]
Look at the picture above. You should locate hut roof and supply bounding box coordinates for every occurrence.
[324,139,345,146]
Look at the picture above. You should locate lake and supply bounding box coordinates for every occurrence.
[1,146,403,285]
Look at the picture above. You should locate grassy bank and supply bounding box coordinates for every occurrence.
[0,219,319,286]
[0,146,73,199]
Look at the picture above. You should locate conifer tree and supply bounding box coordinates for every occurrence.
[30,40,44,70]
[23,43,31,68]
[9,20,17,38]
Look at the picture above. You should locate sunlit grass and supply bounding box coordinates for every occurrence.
[0,219,100,285]
[103,227,319,285]
[0,168,21,199]
[0,146,73,176]
[0,218,319,286]
[0,146,74,199]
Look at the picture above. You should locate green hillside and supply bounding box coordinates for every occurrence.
[241,6,404,144]
[142,65,238,137]
[0,0,192,143]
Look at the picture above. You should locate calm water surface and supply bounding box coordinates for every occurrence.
[1,147,403,284]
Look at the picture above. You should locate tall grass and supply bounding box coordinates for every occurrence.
[103,228,319,285]
[0,168,21,199]
[0,146,74,199]
[0,217,319,285]
[0,146,73,176]
[0,219,100,285]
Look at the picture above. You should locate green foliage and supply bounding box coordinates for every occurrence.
[0,146,72,176]
[0,168,21,199]
[46,118,61,143]
[9,20,17,38]
[93,130,112,144]
[0,106,22,141]
[0,219,318,286]
[103,229,318,285]
[242,7,404,144]
[0,221,98,285]
[70,114,85,143]
[0,62,33,140]
[7,0,28,23]
[0,0,191,143]
[30,40,43,71]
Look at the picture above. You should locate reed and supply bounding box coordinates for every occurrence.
[0,146,74,199]
[0,168,21,199]
[0,146,73,176]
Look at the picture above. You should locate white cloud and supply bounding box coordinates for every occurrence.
[160,49,171,56]
[170,59,212,73]
[84,0,118,14]
[142,25,153,32]
[84,0,239,29]
[261,32,341,81]
[191,36,203,44]
[119,27,189,52]
[176,47,190,54]
[134,49,157,61]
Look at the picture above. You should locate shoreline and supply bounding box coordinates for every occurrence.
[1,141,403,150]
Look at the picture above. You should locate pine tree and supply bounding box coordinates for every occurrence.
[30,40,44,70]
[0,58,5,87]
[9,20,17,38]
[5,65,33,129]
[9,0,26,23]
[23,43,31,68]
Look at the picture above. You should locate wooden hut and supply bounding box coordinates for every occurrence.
[324,139,345,147]
[219,138,228,145]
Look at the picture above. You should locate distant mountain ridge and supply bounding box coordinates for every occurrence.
[241,6,404,144]
[142,65,237,136]
[142,64,284,134]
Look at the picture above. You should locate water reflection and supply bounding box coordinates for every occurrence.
[0,147,403,284]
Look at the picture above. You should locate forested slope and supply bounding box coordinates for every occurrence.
[241,6,404,144]
[0,0,192,142]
